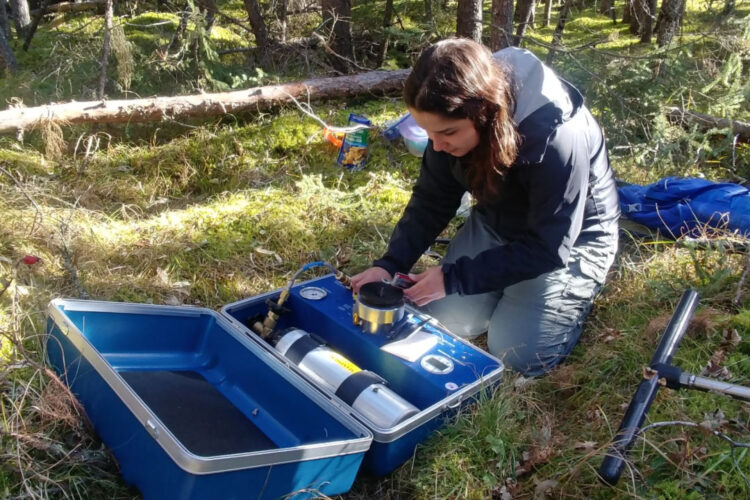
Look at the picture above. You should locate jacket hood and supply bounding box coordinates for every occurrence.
[493,47,585,164]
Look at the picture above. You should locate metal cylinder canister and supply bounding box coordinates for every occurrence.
[273,328,419,428]
[355,282,405,335]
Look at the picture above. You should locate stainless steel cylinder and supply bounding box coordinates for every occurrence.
[355,301,405,335]
[274,328,418,428]
[355,281,405,335]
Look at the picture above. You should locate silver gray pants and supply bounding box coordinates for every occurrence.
[422,211,618,376]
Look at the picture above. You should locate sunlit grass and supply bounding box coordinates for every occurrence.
[1,1,749,498]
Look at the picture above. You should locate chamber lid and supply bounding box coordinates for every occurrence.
[358,282,404,308]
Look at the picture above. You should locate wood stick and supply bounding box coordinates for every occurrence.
[667,107,750,143]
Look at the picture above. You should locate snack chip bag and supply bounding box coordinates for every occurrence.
[337,114,371,171]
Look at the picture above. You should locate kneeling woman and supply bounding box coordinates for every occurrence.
[351,39,620,376]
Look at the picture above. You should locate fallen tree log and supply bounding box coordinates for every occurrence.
[0,69,410,134]
[667,107,750,143]
[30,1,106,16]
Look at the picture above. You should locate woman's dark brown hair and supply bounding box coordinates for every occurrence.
[404,38,518,203]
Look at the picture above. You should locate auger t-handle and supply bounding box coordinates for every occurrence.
[598,289,700,486]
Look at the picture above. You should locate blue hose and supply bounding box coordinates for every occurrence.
[286,261,340,291]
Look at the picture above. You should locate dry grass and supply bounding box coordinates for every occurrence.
[1,1,749,499]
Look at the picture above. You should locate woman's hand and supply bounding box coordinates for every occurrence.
[403,266,446,306]
[350,267,392,293]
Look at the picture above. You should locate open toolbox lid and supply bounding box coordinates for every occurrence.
[47,298,374,476]
[220,274,505,444]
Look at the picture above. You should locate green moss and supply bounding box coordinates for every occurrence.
[1,3,750,499]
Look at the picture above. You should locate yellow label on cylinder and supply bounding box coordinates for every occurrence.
[329,351,361,374]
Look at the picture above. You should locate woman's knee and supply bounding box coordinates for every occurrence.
[420,291,501,338]
[486,293,592,375]
[488,332,578,376]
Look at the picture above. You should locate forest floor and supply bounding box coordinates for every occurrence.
[1,0,750,498]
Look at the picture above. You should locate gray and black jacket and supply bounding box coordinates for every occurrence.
[373,47,620,296]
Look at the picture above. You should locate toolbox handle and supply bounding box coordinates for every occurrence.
[598,289,699,486]
[443,396,463,411]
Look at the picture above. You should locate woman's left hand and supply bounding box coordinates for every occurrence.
[403,266,446,306]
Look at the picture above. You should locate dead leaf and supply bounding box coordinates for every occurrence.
[701,350,732,380]
[172,280,192,296]
[645,309,717,342]
[515,464,530,476]
[586,407,603,423]
[573,440,597,452]
[164,295,181,306]
[599,327,622,342]
[722,328,742,348]
[495,485,513,500]
[255,247,282,264]
[533,479,559,499]
[700,409,728,430]
[156,267,170,286]
[514,376,537,391]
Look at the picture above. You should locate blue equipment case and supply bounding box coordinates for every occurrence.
[46,300,372,500]
[46,274,504,497]
[222,275,504,476]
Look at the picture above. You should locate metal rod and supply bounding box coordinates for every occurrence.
[598,289,700,486]
[681,373,750,402]
[650,289,701,366]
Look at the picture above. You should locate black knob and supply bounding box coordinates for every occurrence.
[358,282,404,308]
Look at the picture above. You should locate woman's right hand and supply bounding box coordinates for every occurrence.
[350,267,392,293]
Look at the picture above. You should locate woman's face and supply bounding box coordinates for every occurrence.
[409,108,480,157]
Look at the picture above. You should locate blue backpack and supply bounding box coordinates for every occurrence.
[618,177,750,238]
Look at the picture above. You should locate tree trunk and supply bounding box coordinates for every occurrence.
[722,0,734,16]
[639,0,656,43]
[0,68,411,134]
[377,0,394,67]
[424,0,432,22]
[21,0,48,50]
[243,0,270,66]
[598,0,615,21]
[322,0,354,73]
[514,0,535,46]
[543,0,552,27]
[623,0,634,25]
[655,0,684,47]
[0,23,18,73]
[667,107,750,143]
[97,0,113,99]
[10,0,30,39]
[456,0,482,42]
[30,0,105,16]
[629,0,640,34]
[546,0,571,64]
[277,0,287,43]
[491,0,514,50]
[0,0,10,37]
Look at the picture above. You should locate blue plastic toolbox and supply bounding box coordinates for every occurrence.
[46,299,372,500]
[221,274,504,476]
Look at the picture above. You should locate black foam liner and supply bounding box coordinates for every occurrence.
[120,370,277,456]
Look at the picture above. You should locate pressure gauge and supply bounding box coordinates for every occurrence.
[299,286,328,301]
